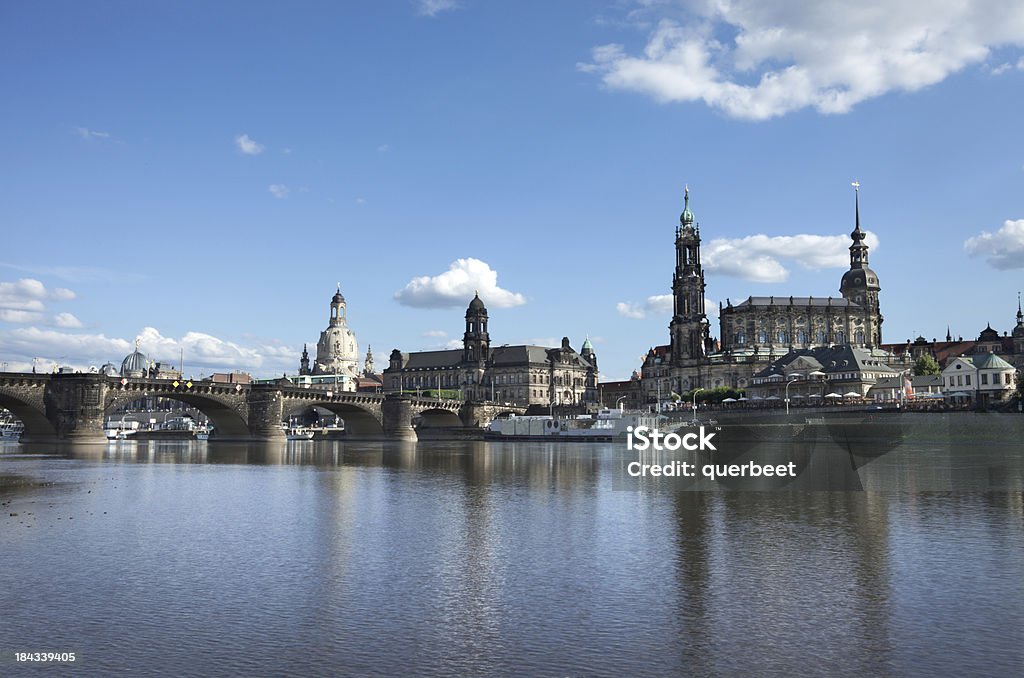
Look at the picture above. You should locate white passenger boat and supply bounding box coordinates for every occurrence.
[485,408,661,441]
[286,427,315,440]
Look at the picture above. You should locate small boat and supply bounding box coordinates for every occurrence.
[286,427,315,440]
[1,420,24,440]
[194,427,211,441]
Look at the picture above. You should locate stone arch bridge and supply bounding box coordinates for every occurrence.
[0,373,524,443]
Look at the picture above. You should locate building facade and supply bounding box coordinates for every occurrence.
[382,294,598,406]
[637,185,889,406]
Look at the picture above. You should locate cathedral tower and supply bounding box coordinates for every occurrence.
[463,292,490,363]
[839,182,883,347]
[669,186,710,365]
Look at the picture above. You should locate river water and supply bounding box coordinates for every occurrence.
[2,414,1023,676]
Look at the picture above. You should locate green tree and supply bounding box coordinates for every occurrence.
[912,354,940,376]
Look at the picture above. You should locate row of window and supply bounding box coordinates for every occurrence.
[949,373,1013,387]
[733,330,865,345]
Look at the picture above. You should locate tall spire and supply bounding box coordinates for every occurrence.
[1017,291,1023,324]
[680,184,694,226]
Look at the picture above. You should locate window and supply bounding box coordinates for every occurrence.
[736,331,746,345]
[835,331,846,344]
[981,373,988,385]
[816,330,827,344]
[957,375,962,386]
[778,330,788,343]
[797,330,808,345]
[758,331,767,344]
[1006,374,1012,385]
[855,330,864,344]
[966,375,971,386]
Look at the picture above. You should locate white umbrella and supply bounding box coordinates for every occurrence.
[751,396,764,401]
[792,394,805,399]
[844,391,862,398]
[825,393,843,399]
[738,397,749,401]
[809,394,822,399]
[766,396,781,401]
[722,397,737,403]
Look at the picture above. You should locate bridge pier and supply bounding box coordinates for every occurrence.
[45,374,108,443]
[247,388,287,441]
[382,394,417,441]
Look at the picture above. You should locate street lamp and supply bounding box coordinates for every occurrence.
[692,387,705,422]
[785,374,803,415]
[616,395,628,412]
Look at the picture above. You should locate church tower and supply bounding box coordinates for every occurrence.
[312,283,360,387]
[463,292,490,363]
[299,344,310,375]
[839,182,883,347]
[363,345,375,377]
[669,186,710,365]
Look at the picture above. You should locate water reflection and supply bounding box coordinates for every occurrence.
[2,417,1023,675]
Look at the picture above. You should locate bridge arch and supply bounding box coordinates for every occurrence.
[415,407,464,430]
[0,387,58,441]
[106,391,251,439]
[283,401,385,438]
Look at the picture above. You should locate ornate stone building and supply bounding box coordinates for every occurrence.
[639,185,888,404]
[298,285,360,390]
[383,294,599,406]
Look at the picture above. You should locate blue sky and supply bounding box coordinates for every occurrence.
[1,1,1023,381]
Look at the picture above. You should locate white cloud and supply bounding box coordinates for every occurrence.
[582,2,1024,120]
[354,197,367,205]
[235,133,265,155]
[617,294,717,319]
[991,62,1013,75]
[703,231,880,282]
[422,329,448,338]
[268,184,290,199]
[395,258,526,309]
[616,294,673,319]
[1018,56,1024,70]
[0,279,76,323]
[53,312,83,329]
[417,0,458,17]
[0,324,299,377]
[964,219,1024,270]
[73,126,111,140]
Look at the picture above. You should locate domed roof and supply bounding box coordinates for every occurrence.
[332,283,346,306]
[581,336,594,352]
[121,349,147,375]
[679,185,694,226]
[841,267,880,290]
[467,292,486,312]
[100,362,119,377]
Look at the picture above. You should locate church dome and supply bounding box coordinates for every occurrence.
[121,349,147,376]
[100,362,118,377]
[332,290,345,305]
[581,337,594,352]
[841,266,880,290]
[468,293,486,312]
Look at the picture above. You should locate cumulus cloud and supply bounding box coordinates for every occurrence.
[235,133,265,155]
[0,278,77,324]
[53,312,83,329]
[964,219,1024,270]
[422,329,448,338]
[581,1,1024,120]
[0,324,299,377]
[268,184,290,199]
[395,258,526,309]
[417,0,458,17]
[703,231,880,282]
